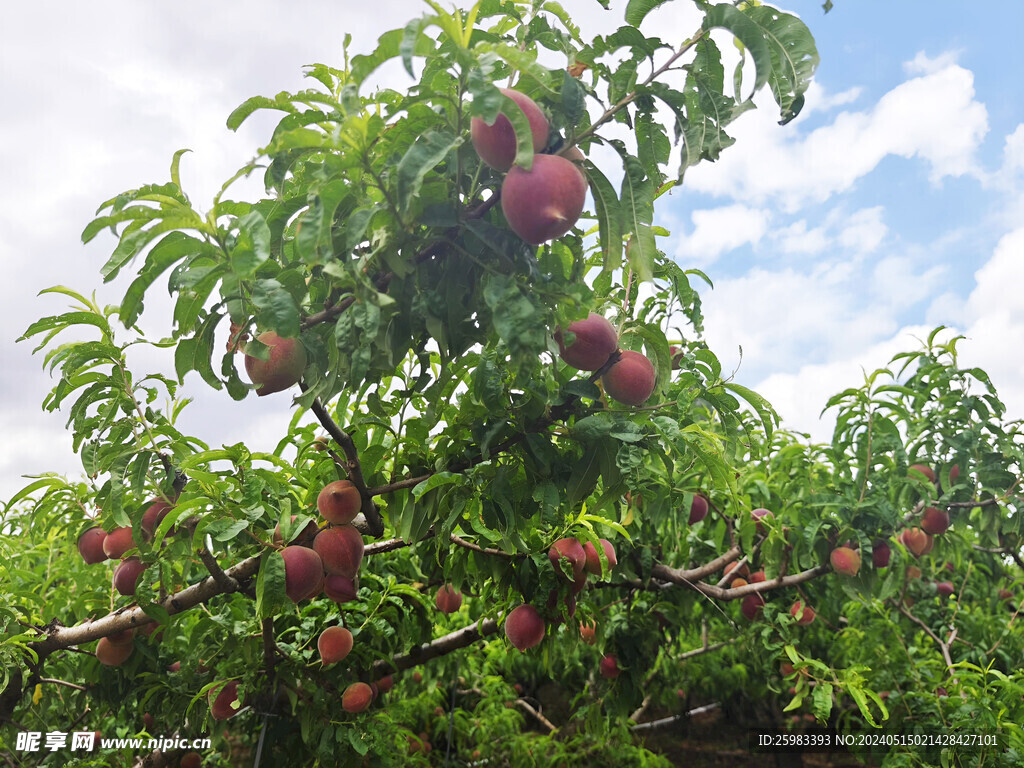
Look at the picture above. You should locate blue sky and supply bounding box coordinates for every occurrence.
[0,0,1022,499]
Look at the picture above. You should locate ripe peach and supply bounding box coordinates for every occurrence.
[113,557,147,597]
[313,525,364,578]
[789,600,816,626]
[501,154,587,244]
[556,313,618,371]
[273,516,318,546]
[78,527,108,564]
[602,350,656,406]
[583,539,617,575]
[921,507,949,536]
[948,464,961,485]
[751,508,774,534]
[280,546,325,602]
[689,495,709,524]
[906,566,922,580]
[599,654,620,679]
[318,626,354,667]
[323,574,358,603]
[909,464,936,483]
[317,480,361,525]
[102,526,135,559]
[209,681,240,720]
[872,540,891,568]
[342,682,374,713]
[377,675,394,694]
[244,331,307,396]
[731,578,749,589]
[96,636,133,666]
[180,752,202,768]
[724,562,750,579]
[505,605,545,651]
[579,621,596,645]
[168,661,181,673]
[830,547,861,577]
[900,527,933,558]
[741,593,766,621]
[749,570,766,583]
[435,584,463,614]
[548,538,586,580]
[470,88,549,171]
[936,581,955,598]
[140,498,174,539]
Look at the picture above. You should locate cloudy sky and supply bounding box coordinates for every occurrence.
[1,1,1022,502]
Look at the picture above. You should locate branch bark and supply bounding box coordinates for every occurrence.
[370,618,500,679]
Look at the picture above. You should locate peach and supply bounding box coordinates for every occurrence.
[280,546,325,602]
[209,681,240,720]
[108,628,135,647]
[78,527,108,564]
[273,515,318,546]
[583,539,617,575]
[317,480,361,525]
[313,525,364,578]
[471,88,549,171]
[948,464,961,485]
[244,331,307,396]
[751,508,774,534]
[900,527,933,558]
[579,621,596,645]
[180,753,202,768]
[377,675,394,694]
[936,581,955,598]
[599,654,620,679]
[749,570,766,583]
[789,600,816,626]
[830,547,861,577]
[435,584,463,614]
[318,626,354,667]
[689,494,709,524]
[342,682,374,714]
[102,526,135,559]
[741,593,765,621]
[501,154,587,244]
[549,537,586,579]
[872,540,891,568]
[921,507,949,536]
[602,350,656,406]
[113,557,147,597]
[96,637,133,667]
[323,574,358,603]
[908,463,936,483]
[140,498,174,539]
[556,313,618,371]
[505,605,545,651]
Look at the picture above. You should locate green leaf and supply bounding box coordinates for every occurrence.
[256,550,288,619]
[411,472,461,499]
[625,223,657,284]
[395,130,463,215]
[741,5,819,123]
[702,4,773,99]
[230,211,272,278]
[624,0,672,27]
[120,233,210,327]
[561,70,586,126]
[252,279,301,339]
[583,160,623,272]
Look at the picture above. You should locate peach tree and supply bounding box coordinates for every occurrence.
[2,1,1023,766]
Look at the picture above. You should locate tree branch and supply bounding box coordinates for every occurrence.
[307,395,384,538]
[370,618,500,679]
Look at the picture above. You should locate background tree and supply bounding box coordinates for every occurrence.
[1,1,1022,767]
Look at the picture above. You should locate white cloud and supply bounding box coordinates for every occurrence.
[775,219,831,255]
[673,204,770,267]
[836,206,888,254]
[683,58,989,209]
[904,50,964,76]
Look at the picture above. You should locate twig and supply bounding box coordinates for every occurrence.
[631,702,721,732]
[37,678,87,692]
[306,395,384,538]
[450,534,524,559]
[197,546,238,593]
[514,698,556,733]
